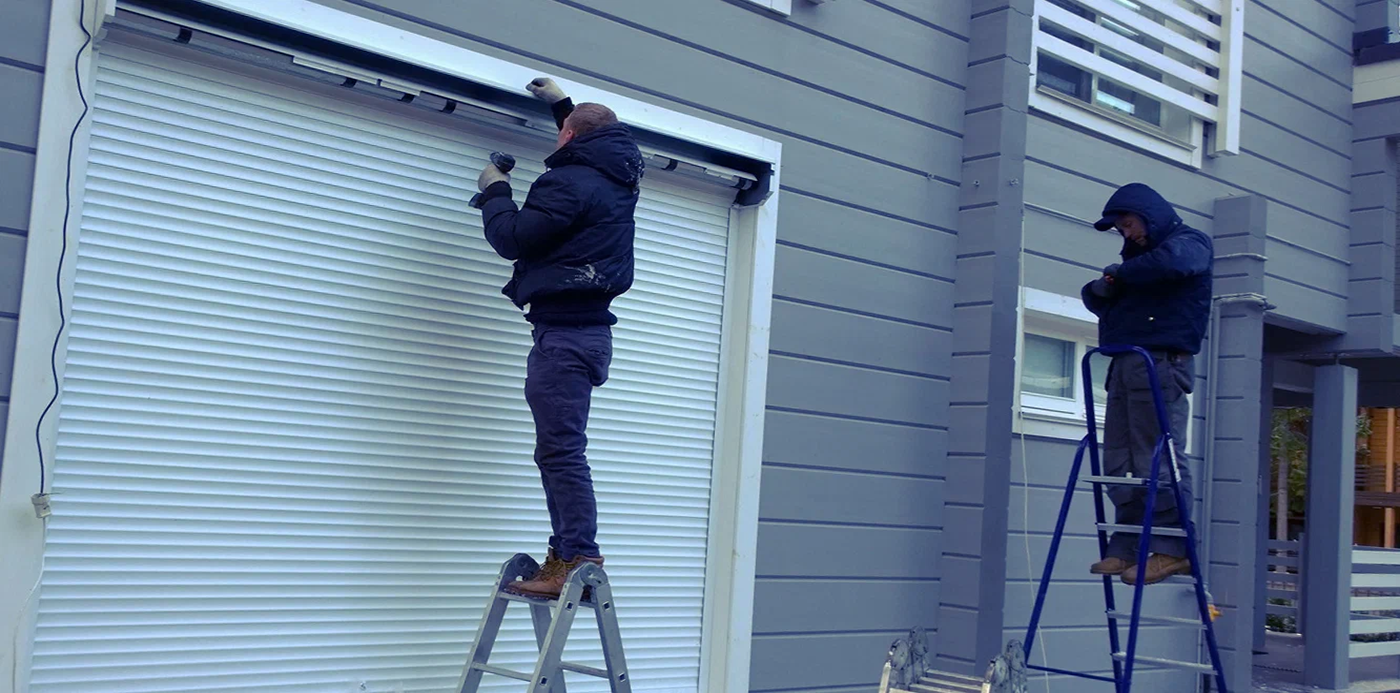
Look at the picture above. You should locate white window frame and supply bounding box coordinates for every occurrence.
[1014,289,1110,439]
[741,0,794,15]
[1028,0,1244,168]
[0,2,782,692]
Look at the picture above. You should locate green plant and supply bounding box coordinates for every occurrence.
[1269,409,1373,524]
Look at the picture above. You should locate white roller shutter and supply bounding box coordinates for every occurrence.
[33,38,734,693]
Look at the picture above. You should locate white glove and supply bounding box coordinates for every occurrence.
[477,163,510,192]
[527,77,568,104]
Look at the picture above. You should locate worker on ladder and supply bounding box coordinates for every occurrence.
[1080,182,1214,586]
[472,77,645,598]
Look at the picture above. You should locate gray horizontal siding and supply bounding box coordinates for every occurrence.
[308,1,969,690]
[0,0,47,471]
[1024,0,1355,334]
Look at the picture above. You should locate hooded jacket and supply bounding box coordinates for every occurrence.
[477,106,644,326]
[1081,183,1213,355]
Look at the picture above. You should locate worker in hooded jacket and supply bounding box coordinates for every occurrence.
[472,77,644,598]
[1081,182,1213,586]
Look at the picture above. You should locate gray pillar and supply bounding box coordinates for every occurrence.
[1255,357,1275,654]
[1303,364,1358,690]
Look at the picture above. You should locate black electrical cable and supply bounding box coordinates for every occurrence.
[34,0,93,496]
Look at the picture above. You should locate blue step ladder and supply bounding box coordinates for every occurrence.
[1019,345,1229,693]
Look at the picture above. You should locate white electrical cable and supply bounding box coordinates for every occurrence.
[1016,221,1051,691]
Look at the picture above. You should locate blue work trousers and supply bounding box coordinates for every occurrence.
[525,324,613,560]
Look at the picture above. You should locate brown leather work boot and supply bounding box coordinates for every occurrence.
[504,549,564,596]
[509,554,604,600]
[1090,557,1134,575]
[1122,554,1191,585]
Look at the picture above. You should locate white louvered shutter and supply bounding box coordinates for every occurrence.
[33,38,733,693]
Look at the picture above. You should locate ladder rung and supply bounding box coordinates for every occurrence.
[498,590,596,609]
[1106,611,1206,628]
[911,682,982,692]
[1112,652,1216,674]
[559,661,611,678]
[471,662,533,682]
[1081,475,1148,486]
[919,671,985,687]
[1097,523,1187,537]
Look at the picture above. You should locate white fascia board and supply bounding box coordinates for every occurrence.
[1023,287,1098,325]
[1356,60,1400,104]
[189,0,782,165]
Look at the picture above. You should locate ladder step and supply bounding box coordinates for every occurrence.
[1081,475,1148,486]
[1111,652,1216,674]
[1106,611,1206,628]
[1097,523,1187,537]
[471,662,533,682]
[910,678,983,692]
[910,670,984,693]
[498,590,596,609]
[559,661,612,679]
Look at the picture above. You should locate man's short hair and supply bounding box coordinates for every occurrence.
[566,103,619,138]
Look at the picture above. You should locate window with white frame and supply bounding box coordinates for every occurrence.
[1018,324,1111,427]
[1029,0,1243,167]
[742,0,793,14]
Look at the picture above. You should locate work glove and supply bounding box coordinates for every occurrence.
[527,77,568,104]
[477,162,510,192]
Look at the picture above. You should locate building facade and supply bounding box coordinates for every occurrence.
[0,0,1392,692]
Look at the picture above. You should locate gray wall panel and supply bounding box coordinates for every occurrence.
[772,245,955,328]
[758,465,944,526]
[1245,0,1353,84]
[0,149,35,231]
[1241,113,1351,189]
[762,409,947,478]
[778,141,961,227]
[0,316,15,398]
[1243,39,1352,121]
[0,234,25,316]
[765,355,949,428]
[573,0,965,126]
[0,0,50,67]
[752,579,942,634]
[869,0,972,38]
[777,191,957,278]
[755,523,942,579]
[1241,76,1351,156]
[768,300,950,378]
[770,0,968,78]
[0,62,43,151]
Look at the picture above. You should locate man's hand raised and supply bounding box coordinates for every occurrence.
[477,162,510,192]
[527,77,568,104]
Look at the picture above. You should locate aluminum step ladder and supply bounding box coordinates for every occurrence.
[457,553,631,693]
[1019,345,1229,693]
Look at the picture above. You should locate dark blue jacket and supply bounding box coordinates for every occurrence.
[1081,183,1213,355]
[477,101,643,326]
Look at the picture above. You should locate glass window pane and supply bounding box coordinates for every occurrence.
[1037,53,1093,102]
[1096,77,1162,126]
[1089,352,1111,404]
[1022,334,1075,399]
